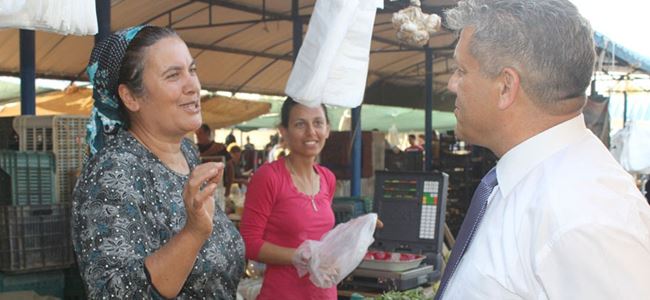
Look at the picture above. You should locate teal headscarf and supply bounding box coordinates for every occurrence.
[86,25,150,155]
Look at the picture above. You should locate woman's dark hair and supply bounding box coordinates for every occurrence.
[116,26,178,129]
[280,97,329,128]
[199,123,211,134]
[225,132,236,145]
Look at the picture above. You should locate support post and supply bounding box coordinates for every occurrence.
[292,0,302,62]
[424,46,434,171]
[351,106,362,197]
[95,0,111,44]
[19,30,35,116]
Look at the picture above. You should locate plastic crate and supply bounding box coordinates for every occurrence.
[13,115,89,202]
[0,169,9,205]
[333,196,369,214]
[0,203,74,273]
[0,117,19,150]
[0,270,64,298]
[0,151,56,206]
[332,197,367,225]
[332,202,355,225]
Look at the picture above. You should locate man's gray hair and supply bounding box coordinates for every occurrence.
[445,0,595,107]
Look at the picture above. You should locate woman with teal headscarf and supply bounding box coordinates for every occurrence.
[72,25,244,299]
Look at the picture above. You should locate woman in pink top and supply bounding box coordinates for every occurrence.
[240,97,337,299]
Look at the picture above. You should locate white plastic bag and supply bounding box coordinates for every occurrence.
[236,277,263,300]
[296,213,377,288]
[611,122,650,174]
[285,0,383,108]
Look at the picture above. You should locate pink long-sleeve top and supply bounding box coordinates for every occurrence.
[239,158,337,300]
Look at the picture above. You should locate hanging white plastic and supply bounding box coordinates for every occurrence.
[0,0,98,36]
[285,0,384,108]
[610,122,650,174]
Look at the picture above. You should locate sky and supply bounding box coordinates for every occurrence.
[571,0,650,58]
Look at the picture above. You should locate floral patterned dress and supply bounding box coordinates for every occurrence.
[72,130,244,299]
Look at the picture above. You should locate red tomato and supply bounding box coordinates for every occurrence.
[373,251,389,260]
[364,252,374,260]
[400,253,417,261]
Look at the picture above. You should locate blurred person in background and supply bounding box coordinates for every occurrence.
[404,133,424,152]
[224,145,249,197]
[225,131,237,150]
[195,123,230,161]
[267,136,287,162]
[244,135,255,151]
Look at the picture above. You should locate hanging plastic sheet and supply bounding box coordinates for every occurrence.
[0,0,97,35]
[285,0,384,108]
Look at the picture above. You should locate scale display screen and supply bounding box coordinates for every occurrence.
[373,171,448,251]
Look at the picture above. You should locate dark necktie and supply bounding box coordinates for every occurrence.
[435,167,498,299]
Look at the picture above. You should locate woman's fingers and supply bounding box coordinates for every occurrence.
[208,162,224,185]
[193,182,217,210]
[184,162,222,200]
[183,163,221,240]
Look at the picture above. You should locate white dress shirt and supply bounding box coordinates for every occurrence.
[444,114,650,300]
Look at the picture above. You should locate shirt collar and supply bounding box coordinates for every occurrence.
[496,114,589,198]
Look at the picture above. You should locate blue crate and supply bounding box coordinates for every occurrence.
[0,151,56,205]
[0,270,64,298]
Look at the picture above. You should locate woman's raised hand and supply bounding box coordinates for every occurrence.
[182,162,224,241]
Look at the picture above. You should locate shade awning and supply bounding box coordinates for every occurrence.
[0,86,272,129]
[0,85,92,116]
[201,95,271,129]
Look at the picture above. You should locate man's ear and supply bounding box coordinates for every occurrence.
[497,67,520,110]
[117,84,140,112]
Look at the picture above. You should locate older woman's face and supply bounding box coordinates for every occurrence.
[136,36,202,137]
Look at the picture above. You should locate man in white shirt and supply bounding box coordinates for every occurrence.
[436,0,650,299]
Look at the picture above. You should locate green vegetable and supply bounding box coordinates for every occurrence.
[372,287,426,300]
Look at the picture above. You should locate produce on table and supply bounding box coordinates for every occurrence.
[364,250,422,262]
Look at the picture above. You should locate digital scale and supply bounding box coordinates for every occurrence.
[340,170,448,292]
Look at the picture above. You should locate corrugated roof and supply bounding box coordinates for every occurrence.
[0,0,645,110]
[0,0,459,105]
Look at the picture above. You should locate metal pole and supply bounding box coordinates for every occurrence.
[623,91,628,125]
[292,0,302,62]
[95,0,111,44]
[19,29,35,116]
[424,46,433,171]
[351,106,362,197]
